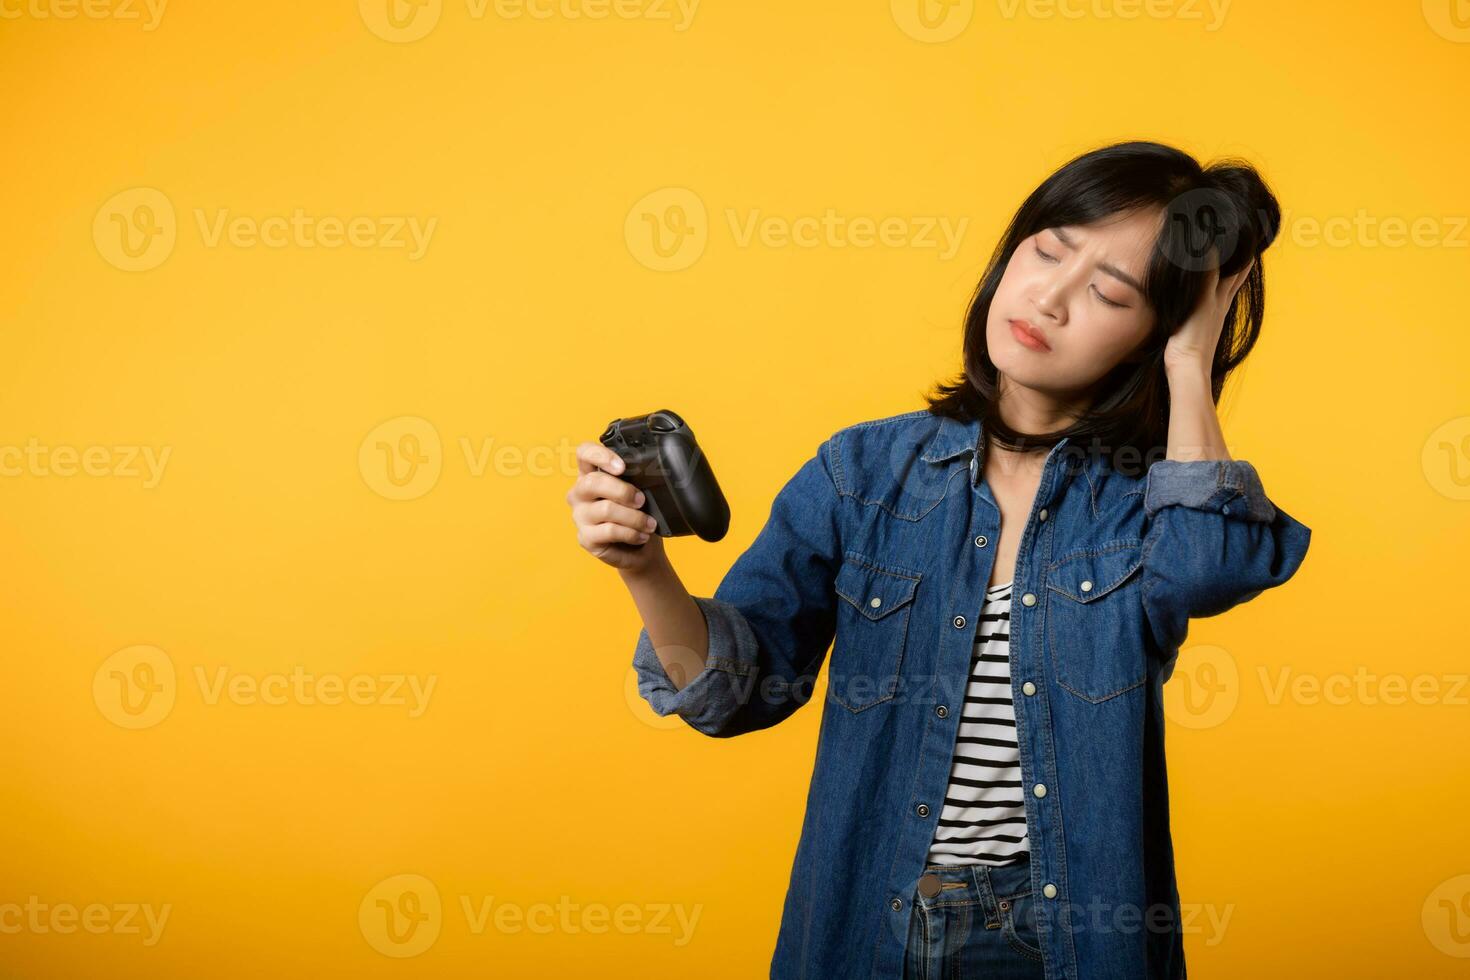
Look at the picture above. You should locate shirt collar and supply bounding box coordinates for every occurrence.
[919,413,985,464]
[920,411,1091,488]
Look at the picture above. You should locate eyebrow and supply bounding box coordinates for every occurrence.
[1051,226,1144,293]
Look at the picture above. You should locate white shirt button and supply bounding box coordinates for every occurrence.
[1033,783,1047,798]
[1042,883,1057,899]
[1080,580,1093,592]
[1021,593,1036,606]
[870,596,882,608]
[1038,508,1048,521]
[1022,681,1036,695]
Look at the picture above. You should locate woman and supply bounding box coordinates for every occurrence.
[567,140,1312,979]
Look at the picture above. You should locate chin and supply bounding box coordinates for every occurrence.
[990,346,1080,399]
[987,333,1042,378]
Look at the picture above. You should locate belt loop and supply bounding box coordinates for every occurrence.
[974,864,1001,928]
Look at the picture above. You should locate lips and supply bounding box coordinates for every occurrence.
[1008,318,1051,352]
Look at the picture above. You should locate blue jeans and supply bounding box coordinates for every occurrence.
[902,854,1046,979]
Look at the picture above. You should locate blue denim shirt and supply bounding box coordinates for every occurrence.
[632,408,1312,979]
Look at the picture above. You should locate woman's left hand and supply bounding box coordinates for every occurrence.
[1163,258,1254,374]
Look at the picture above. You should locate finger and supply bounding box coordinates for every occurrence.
[1213,271,1234,302]
[1220,259,1254,299]
[576,440,628,477]
[570,468,645,507]
[580,496,657,532]
[584,521,651,549]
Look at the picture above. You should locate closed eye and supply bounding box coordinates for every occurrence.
[1034,242,1128,308]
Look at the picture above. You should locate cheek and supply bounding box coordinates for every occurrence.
[1086,314,1154,365]
[986,271,1017,335]
[1057,312,1153,377]
[994,254,1026,295]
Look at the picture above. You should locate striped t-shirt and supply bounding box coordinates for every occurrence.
[923,580,1029,866]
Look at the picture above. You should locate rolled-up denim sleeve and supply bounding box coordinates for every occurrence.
[631,437,843,738]
[1139,459,1312,659]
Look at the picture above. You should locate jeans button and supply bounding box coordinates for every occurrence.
[918,874,942,899]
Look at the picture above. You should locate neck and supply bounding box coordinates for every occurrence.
[986,383,1088,481]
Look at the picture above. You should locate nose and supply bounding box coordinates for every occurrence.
[1033,265,1073,325]
[1033,285,1066,325]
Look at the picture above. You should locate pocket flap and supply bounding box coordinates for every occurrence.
[835,553,920,621]
[1046,541,1142,604]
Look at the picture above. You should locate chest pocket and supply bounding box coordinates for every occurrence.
[831,552,921,712]
[1044,540,1146,703]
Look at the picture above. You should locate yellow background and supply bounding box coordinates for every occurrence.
[2,0,1468,976]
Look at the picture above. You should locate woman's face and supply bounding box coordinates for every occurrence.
[987,208,1161,400]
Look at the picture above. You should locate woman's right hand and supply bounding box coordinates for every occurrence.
[567,441,667,574]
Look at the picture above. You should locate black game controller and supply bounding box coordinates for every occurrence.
[599,410,730,542]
